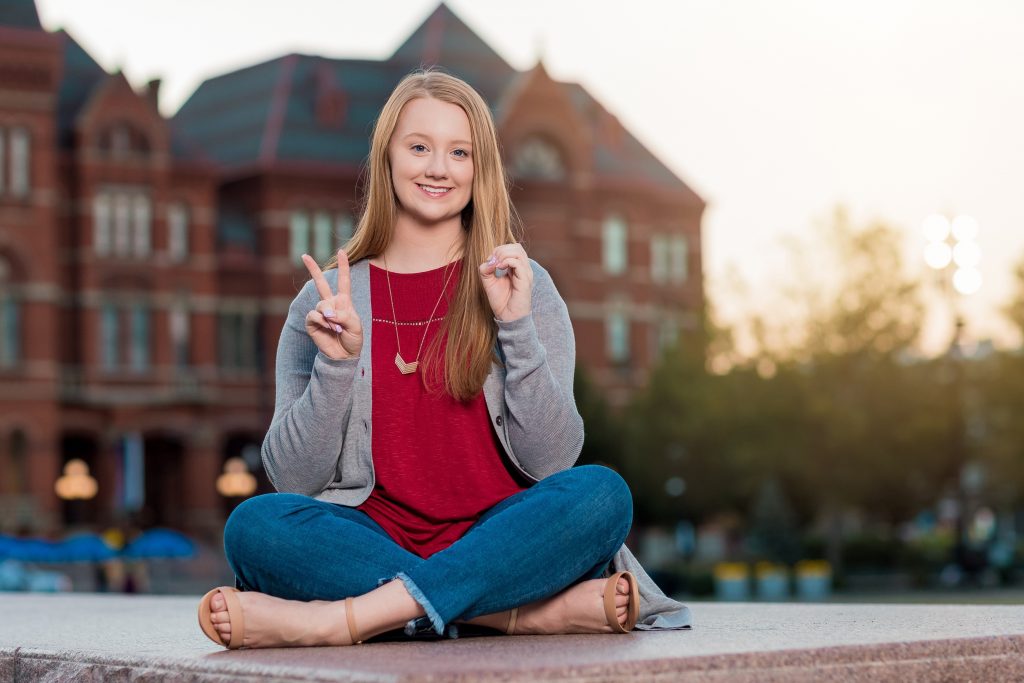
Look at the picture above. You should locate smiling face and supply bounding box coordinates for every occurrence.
[388,96,474,228]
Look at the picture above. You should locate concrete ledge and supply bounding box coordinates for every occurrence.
[2,594,1023,682]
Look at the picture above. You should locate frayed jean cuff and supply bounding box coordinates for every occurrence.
[388,572,446,636]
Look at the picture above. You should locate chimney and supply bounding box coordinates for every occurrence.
[146,78,162,112]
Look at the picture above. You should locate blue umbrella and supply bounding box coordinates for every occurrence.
[0,533,115,563]
[122,528,196,560]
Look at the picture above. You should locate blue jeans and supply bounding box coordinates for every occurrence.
[223,464,633,638]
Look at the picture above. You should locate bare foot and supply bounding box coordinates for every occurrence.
[512,576,632,635]
[209,591,354,648]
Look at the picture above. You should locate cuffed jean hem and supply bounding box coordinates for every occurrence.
[394,571,446,636]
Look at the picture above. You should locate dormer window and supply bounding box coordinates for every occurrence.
[513,136,566,181]
[98,122,151,159]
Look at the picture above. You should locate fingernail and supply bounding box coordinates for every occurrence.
[332,324,342,333]
[486,255,497,266]
[324,309,335,318]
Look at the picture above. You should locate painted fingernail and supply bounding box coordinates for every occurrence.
[324,309,335,318]
[332,324,342,333]
[486,255,498,266]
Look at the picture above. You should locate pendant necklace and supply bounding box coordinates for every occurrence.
[383,256,458,375]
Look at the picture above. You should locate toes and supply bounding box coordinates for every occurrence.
[211,593,225,611]
[617,577,629,595]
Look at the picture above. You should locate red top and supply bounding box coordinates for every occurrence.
[356,261,528,559]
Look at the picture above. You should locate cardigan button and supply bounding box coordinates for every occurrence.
[495,415,503,427]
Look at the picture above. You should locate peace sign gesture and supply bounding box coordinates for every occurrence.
[302,249,364,360]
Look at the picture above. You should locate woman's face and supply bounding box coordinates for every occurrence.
[388,97,474,227]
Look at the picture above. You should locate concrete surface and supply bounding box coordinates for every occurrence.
[2,593,1024,681]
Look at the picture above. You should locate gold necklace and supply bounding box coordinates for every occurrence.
[383,257,458,375]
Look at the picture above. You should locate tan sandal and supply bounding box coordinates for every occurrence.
[197,586,364,649]
[504,571,640,635]
[605,571,640,633]
[198,586,245,649]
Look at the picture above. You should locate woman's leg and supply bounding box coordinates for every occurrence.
[223,492,422,600]
[400,464,633,635]
[215,492,431,644]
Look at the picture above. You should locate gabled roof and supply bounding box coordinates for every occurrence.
[54,30,108,145]
[171,2,698,198]
[0,0,43,30]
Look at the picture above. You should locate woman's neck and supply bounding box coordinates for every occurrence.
[375,213,465,273]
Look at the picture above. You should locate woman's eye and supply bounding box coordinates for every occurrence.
[453,149,468,158]
[411,144,427,152]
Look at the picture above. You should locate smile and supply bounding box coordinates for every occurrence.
[417,183,453,197]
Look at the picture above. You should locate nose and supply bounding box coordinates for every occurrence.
[425,150,449,181]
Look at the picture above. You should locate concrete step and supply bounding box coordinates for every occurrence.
[2,594,1023,682]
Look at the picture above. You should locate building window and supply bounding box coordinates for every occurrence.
[513,136,566,181]
[94,194,112,255]
[9,128,30,197]
[313,211,333,261]
[658,319,679,354]
[98,122,150,159]
[289,211,310,263]
[602,214,628,275]
[167,203,189,261]
[132,195,151,257]
[218,311,260,370]
[100,304,120,370]
[651,235,669,283]
[0,295,18,367]
[95,189,152,258]
[3,430,29,495]
[129,305,150,372]
[336,212,355,244]
[170,303,189,368]
[291,209,355,262]
[606,310,630,363]
[670,235,689,283]
[0,126,32,199]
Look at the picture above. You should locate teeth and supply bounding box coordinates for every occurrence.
[419,184,451,194]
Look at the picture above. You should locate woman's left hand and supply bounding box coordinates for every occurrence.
[479,243,533,322]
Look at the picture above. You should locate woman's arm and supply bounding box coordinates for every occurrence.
[261,279,359,495]
[498,261,585,479]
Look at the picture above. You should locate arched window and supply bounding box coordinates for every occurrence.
[513,136,566,181]
[4,430,29,495]
[97,122,151,159]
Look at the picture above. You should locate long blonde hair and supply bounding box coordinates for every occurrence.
[320,69,520,400]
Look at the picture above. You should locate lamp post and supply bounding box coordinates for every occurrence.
[923,213,982,580]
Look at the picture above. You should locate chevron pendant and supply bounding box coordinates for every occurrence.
[395,353,419,375]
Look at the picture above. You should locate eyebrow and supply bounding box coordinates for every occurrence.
[402,133,472,146]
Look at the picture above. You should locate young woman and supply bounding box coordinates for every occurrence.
[197,70,691,649]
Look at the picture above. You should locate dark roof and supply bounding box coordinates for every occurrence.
[54,29,108,146]
[0,0,43,30]
[171,2,696,197]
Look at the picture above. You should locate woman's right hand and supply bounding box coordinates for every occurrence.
[302,249,364,360]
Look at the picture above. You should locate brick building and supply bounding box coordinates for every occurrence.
[0,1,704,538]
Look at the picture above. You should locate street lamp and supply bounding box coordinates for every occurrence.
[216,457,257,498]
[923,213,982,581]
[55,459,98,500]
[923,213,982,297]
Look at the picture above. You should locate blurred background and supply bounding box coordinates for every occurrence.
[1,0,1023,603]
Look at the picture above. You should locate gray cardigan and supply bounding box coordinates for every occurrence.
[261,258,692,630]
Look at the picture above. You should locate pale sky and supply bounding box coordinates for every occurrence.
[33,0,1024,355]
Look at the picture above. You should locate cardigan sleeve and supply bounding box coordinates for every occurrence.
[260,277,360,496]
[496,261,584,479]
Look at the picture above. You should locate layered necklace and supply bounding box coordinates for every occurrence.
[383,256,459,375]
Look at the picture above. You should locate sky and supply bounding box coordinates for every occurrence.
[32,0,1024,355]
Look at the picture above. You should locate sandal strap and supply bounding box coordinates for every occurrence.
[346,596,363,644]
[506,607,518,635]
[604,572,628,633]
[219,588,246,649]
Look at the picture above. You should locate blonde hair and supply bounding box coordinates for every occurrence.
[320,69,520,400]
